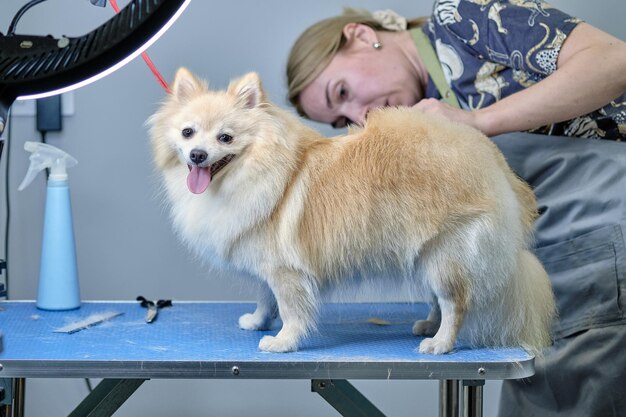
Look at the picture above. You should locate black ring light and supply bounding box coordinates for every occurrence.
[0,0,190,134]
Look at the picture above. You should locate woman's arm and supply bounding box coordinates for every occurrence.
[415,23,626,137]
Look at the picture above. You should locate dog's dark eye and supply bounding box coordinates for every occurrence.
[182,127,194,138]
[217,133,233,144]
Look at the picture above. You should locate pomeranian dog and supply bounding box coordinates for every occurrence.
[148,68,555,355]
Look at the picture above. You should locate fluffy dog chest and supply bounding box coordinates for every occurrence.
[164,170,287,271]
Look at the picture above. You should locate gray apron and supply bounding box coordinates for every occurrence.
[492,132,626,417]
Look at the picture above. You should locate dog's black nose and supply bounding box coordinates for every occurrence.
[190,149,208,165]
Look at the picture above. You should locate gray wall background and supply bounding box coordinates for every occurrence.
[1,1,623,416]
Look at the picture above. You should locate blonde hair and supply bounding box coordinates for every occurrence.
[286,8,427,117]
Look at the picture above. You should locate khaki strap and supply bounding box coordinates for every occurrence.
[410,28,461,109]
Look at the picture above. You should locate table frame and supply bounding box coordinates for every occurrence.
[0,301,533,417]
[1,377,485,417]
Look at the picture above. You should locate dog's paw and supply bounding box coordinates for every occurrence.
[412,320,439,337]
[258,335,298,353]
[238,313,272,331]
[418,337,453,354]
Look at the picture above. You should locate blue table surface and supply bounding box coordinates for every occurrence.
[0,301,533,380]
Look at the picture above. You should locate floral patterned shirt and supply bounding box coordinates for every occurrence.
[423,0,625,140]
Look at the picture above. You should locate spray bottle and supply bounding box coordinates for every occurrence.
[19,141,80,310]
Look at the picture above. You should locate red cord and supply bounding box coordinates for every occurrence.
[109,0,170,93]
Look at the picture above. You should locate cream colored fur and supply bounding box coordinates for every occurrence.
[148,68,555,354]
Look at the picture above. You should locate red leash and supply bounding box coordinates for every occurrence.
[109,0,171,93]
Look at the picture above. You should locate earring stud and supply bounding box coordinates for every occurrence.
[373,41,382,50]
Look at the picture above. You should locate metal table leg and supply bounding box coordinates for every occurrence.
[311,379,387,417]
[12,379,24,417]
[68,379,146,417]
[462,380,484,417]
[0,378,25,417]
[440,380,460,417]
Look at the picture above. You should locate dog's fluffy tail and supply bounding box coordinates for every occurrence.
[462,249,555,356]
[512,250,556,355]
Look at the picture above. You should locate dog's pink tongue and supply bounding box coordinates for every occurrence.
[187,166,211,194]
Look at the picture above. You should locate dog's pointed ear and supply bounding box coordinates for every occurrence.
[171,67,205,102]
[227,72,266,109]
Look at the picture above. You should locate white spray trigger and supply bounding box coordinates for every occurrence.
[18,141,78,191]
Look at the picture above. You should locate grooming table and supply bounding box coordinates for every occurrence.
[0,301,534,417]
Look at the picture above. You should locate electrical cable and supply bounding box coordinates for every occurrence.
[39,131,50,178]
[3,109,11,298]
[7,0,49,36]
[109,0,170,93]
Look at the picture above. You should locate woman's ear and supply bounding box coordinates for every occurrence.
[342,23,379,50]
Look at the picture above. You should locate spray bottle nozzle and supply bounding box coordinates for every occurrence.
[18,141,78,191]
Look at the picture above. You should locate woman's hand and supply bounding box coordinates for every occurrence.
[413,98,487,133]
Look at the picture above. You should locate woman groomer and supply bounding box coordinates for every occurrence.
[286,2,626,416]
[287,3,625,138]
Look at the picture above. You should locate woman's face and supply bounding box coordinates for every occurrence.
[299,32,424,128]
